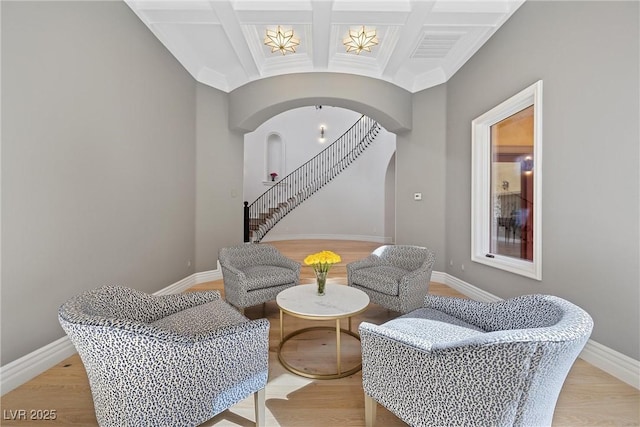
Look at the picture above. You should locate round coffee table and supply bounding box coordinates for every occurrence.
[276,283,370,379]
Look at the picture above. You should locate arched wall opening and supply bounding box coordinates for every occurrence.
[242,102,398,242]
[229,73,413,134]
[226,73,415,243]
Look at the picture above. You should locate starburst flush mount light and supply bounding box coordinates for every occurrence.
[264,26,299,55]
[343,26,378,54]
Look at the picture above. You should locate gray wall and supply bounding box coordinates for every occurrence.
[395,84,447,271]
[195,83,244,271]
[1,1,197,365]
[444,1,639,359]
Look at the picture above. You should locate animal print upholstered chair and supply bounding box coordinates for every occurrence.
[219,244,300,312]
[58,285,269,427]
[347,245,435,314]
[359,294,593,427]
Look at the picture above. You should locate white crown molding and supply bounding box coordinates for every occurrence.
[2,268,638,395]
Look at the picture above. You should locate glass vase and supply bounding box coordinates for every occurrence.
[315,270,327,296]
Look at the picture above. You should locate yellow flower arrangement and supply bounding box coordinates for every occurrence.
[304,250,341,295]
[304,250,342,273]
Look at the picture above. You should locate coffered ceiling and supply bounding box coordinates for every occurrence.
[124,0,525,93]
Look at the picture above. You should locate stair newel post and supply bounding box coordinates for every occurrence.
[243,201,250,242]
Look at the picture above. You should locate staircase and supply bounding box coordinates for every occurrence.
[244,115,381,243]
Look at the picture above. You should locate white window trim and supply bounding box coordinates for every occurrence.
[471,80,543,280]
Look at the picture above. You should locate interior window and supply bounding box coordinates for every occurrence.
[490,106,534,261]
[471,81,542,280]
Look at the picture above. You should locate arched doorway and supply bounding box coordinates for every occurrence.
[243,105,396,242]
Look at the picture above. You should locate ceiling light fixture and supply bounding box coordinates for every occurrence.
[264,26,299,55]
[343,26,378,54]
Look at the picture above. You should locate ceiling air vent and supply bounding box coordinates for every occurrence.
[411,32,462,59]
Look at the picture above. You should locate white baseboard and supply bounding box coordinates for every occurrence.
[194,261,222,283]
[580,339,640,389]
[442,272,501,303]
[152,263,222,296]
[2,268,638,395]
[430,271,447,285]
[153,273,197,296]
[437,271,640,390]
[0,336,77,395]
[0,266,222,396]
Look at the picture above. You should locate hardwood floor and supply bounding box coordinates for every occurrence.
[1,240,638,426]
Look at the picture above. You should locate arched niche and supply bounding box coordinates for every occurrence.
[266,132,284,181]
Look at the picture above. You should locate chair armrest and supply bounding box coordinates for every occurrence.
[163,317,271,344]
[422,295,490,322]
[360,319,572,355]
[93,317,271,346]
[359,321,434,352]
[155,290,222,315]
[424,295,593,344]
[347,255,381,272]
[401,267,433,288]
[221,263,246,278]
[271,256,301,272]
[146,291,222,320]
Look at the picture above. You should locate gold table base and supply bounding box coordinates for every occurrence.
[278,314,362,380]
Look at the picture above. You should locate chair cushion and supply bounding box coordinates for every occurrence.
[241,265,298,291]
[382,307,485,344]
[350,265,410,296]
[151,299,247,335]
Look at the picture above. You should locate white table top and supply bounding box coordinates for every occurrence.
[276,284,370,319]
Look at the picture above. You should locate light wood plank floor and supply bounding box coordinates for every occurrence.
[2,240,638,426]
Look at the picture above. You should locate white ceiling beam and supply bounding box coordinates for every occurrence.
[234,10,313,22]
[381,1,437,80]
[232,1,312,12]
[332,0,411,13]
[311,1,333,69]
[209,1,260,80]
[330,10,409,25]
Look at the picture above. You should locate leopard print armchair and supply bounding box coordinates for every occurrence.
[58,285,270,427]
[347,245,436,314]
[219,244,301,311]
[359,294,593,427]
